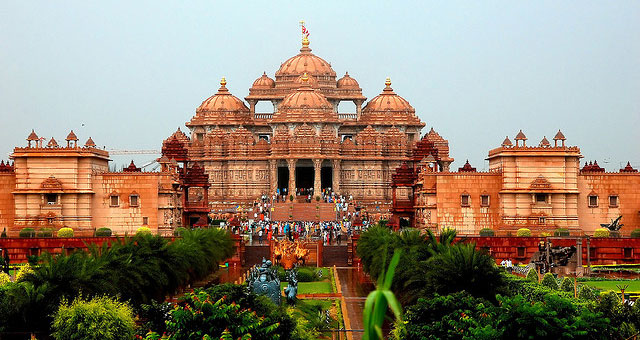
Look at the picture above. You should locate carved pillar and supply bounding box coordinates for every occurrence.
[332,159,341,194]
[269,159,277,194]
[248,100,256,114]
[313,159,322,197]
[287,159,296,197]
[355,100,363,119]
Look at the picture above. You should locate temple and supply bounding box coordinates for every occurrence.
[161,35,452,217]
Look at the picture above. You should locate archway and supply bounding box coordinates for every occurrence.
[295,159,314,195]
[277,160,289,195]
[321,159,333,191]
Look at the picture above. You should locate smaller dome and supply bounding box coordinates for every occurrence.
[197,78,250,113]
[279,73,333,111]
[337,72,360,89]
[363,78,414,113]
[251,72,275,89]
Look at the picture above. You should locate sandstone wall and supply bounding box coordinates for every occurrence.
[0,174,15,233]
[578,173,640,235]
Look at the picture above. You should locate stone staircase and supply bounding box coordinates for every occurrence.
[272,202,337,221]
[244,245,270,266]
[322,245,349,267]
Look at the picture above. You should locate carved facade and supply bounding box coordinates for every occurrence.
[393,130,640,236]
[162,37,452,211]
[0,131,183,236]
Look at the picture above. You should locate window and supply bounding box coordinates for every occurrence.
[341,134,353,142]
[461,194,470,207]
[130,195,139,207]
[110,195,119,207]
[535,193,547,204]
[589,247,597,259]
[588,195,598,208]
[538,217,546,224]
[45,194,57,205]
[517,247,525,257]
[480,195,490,207]
[142,216,149,225]
[609,195,619,207]
[624,248,633,258]
[258,134,270,142]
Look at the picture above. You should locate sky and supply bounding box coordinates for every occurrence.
[1,1,639,171]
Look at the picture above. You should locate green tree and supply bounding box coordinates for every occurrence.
[560,277,574,293]
[52,295,135,340]
[526,268,539,282]
[541,273,558,290]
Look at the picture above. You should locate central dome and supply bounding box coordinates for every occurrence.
[272,73,337,123]
[275,39,337,78]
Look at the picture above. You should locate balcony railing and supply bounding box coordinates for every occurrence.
[254,113,273,119]
[338,113,357,120]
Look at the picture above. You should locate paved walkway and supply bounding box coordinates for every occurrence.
[335,267,374,340]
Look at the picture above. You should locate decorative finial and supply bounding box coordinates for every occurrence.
[301,72,309,83]
[220,77,227,87]
[300,20,310,47]
[385,77,391,87]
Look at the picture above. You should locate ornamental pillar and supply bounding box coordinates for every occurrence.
[287,159,296,198]
[313,159,322,198]
[332,159,341,194]
[248,100,257,114]
[269,159,277,194]
[355,100,363,119]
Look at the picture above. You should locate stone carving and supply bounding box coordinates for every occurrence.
[273,238,310,270]
[284,268,299,305]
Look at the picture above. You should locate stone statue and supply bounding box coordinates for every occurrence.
[284,268,298,305]
[247,258,281,305]
[601,215,624,231]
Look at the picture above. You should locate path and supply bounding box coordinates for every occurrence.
[335,267,374,340]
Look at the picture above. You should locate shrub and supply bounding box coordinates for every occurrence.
[560,277,574,292]
[554,228,570,237]
[516,228,531,237]
[594,228,610,238]
[15,263,34,282]
[526,268,539,282]
[0,271,10,285]
[631,229,640,238]
[479,228,495,237]
[52,296,135,340]
[1,228,7,238]
[541,272,558,290]
[37,228,54,237]
[173,226,187,236]
[578,285,597,300]
[136,226,151,235]
[541,232,552,237]
[95,227,112,237]
[289,194,294,202]
[315,195,320,202]
[57,227,74,238]
[19,228,35,238]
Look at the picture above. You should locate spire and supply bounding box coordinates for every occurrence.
[502,136,513,147]
[216,77,229,94]
[84,137,96,147]
[539,136,550,147]
[47,137,59,148]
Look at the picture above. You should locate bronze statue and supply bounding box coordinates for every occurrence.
[601,215,623,231]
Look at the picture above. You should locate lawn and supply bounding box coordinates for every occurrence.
[581,280,640,293]
[281,281,334,294]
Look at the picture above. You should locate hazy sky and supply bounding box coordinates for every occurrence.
[1,1,638,171]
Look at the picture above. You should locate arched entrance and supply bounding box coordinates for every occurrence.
[295,159,314,194]
[321,159,333,191]
[277,159,289,194]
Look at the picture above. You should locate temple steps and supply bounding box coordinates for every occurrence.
[272,202,338,221]
[322,245,349,267]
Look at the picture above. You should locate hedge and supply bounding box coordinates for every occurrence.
[37,228,54,238]
[479,228,495,237]
[136,227,151,235]
[95,228,112,237]
[554,228,570,237]
[593,228,610,238]
[57,228,74,238]
[631,229,640,238]
[516,228,532,237]
[19,228,36,238]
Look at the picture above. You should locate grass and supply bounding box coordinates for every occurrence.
[581,280,640,293]
[281,281,334,294]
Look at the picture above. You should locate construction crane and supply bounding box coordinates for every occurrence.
[107,149,161,155]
